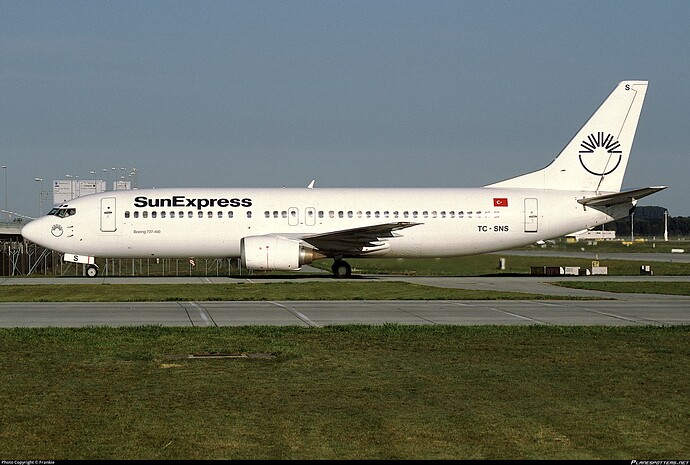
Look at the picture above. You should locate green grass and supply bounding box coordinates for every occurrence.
[3,246,687,459]
[0,325,687,459]
[2,280,689,303]
[0,282,587,302]
[310,253,690,276]
[554,281,690,295]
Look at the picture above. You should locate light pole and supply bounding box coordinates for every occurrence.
[130,167,138,189]
[631,212,635,242]
[65,174,74,201]
[664,209,669,241]
[2,165,6,222]
[34,178,43,217]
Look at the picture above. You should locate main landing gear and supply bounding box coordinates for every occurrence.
[331,259,352,278]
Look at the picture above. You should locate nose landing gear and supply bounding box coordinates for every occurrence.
[85,264,99,277]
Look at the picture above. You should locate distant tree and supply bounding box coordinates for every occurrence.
[602,206,689,238]
[669,216,690,236]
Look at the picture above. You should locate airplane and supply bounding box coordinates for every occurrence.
[21,80,666,278]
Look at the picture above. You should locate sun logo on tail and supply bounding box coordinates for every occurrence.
[578,132,623,176]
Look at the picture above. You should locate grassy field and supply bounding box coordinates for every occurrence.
[3,246,687,459]
[0,281,594,302]
[2,280,690,302]
[1,325,688,460]
[308,252,690,276]
[554,281,690,295]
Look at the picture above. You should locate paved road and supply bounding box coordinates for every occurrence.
[491,250,690,263]
[0,274,688,327]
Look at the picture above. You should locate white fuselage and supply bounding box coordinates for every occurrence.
[21,186,625,260]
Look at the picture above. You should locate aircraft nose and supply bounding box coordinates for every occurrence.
[21,219,43,245]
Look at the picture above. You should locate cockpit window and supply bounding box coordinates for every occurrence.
[47,208,76,218]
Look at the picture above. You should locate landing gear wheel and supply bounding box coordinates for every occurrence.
[85,265,99,278]
[331,259,352,278]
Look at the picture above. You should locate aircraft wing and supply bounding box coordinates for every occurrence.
[298,222,421,255]
[578,186,668,207]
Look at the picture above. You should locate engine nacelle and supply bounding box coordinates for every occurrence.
[240,236,321,271]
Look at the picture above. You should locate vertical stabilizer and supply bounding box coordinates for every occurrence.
[487,81,648,193]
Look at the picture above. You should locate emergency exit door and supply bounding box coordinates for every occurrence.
[100,197,117,232]
[524,198,538,233]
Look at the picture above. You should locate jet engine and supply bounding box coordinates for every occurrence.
[240,236,322,271]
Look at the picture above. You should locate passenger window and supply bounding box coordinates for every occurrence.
[170,211,175,218]
[217,211,223,218]
[161,211,166,218]
[143,211,148,218]
[125,211,130,218]
[151,211,157,218]
[133,211,139,218]
[247,211,252,218]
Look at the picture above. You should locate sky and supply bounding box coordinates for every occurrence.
[2,0,689,219]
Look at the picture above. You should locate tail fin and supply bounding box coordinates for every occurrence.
[487,81,648,193]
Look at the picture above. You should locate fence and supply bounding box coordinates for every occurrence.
[1,240,249,277]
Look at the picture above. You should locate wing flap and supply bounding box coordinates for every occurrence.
[300,222,421,255]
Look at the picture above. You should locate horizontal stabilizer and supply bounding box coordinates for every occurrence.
[577,186,667,207]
